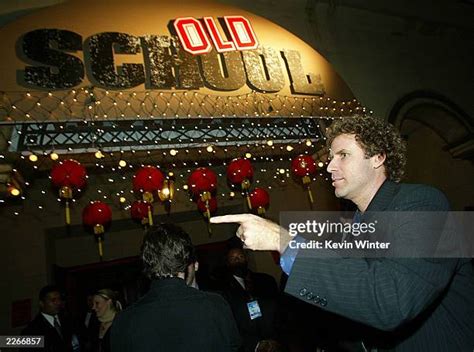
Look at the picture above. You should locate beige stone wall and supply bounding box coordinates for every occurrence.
[403,119,474,210]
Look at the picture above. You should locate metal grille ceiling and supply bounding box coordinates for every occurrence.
[9,117,325,154]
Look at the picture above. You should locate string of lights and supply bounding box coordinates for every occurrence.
[0,88,371,219]
[0,89,365,123]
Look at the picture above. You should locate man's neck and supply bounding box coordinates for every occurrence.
[354,176,387,213]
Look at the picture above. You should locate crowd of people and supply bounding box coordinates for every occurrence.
[22,234,286,352]
[21,116,474,351]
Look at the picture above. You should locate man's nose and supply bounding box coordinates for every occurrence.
[327,158,336,173]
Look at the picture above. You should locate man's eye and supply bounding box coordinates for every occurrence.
[340,153,348,158]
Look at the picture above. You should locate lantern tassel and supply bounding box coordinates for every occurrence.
[307,186,314,204]
[65,200,71,225]
[93,225,105,261]
[205,200,211,224]
[302,176,314,206]
[98,238,103,261]
[241,179,252,210]
[147,205,153,226]
[246,193,252,210]
[205,200,212,236]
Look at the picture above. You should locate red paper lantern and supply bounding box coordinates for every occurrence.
[227,158,253,185]
[249,188,270,215]
[197,196,217,216]
[227,158,254,209]
[50,159,87,225]
[291,155,317,177]
[131,200,153,225]
[188,168,217,235]
[187,167,217,197]
[82,201,112,260]
[51,159,87,189]
[291,155,317,204]
[133,166,165,202]
[83,201,112,229]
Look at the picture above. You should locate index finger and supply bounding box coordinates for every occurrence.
[210,214,252,224]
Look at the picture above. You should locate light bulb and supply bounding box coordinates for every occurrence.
[10,187,20,196]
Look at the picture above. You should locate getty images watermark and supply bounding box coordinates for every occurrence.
[280,211,474,258]
[287,218,391,250]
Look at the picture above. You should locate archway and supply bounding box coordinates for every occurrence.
[389,91,474,210]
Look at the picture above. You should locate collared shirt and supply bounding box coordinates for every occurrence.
[41,313,60,328]
[279,236,305,275]
[280,211,360,275]
[233,275,246,290]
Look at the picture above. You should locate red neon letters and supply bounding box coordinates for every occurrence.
[173,16,258,55]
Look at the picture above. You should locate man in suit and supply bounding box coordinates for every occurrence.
[22,285,74,352]
[110,223,241,352]
[221,247,279,352]
[211,116,474,351]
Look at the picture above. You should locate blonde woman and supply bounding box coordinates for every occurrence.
[91,289,122,352]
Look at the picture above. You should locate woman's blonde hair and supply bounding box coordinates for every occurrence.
[94,289,122,312]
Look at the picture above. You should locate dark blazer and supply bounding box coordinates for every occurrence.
[221,271,279,352]
[285,181,474,351]
[110,277,241,352]
[21,313,73,352]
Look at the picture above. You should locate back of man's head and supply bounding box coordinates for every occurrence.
[141,224,195,279]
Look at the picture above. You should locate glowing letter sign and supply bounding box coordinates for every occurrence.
[173,16,258,55]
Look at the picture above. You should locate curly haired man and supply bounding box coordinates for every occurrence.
[211,116,474,351]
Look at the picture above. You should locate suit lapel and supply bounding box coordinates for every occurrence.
[38,314,64,340]
[38,314,54,331]
[365,180,399,212]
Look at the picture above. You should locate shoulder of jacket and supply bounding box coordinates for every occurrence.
[395,183,450,210]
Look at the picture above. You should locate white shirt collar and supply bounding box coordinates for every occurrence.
[233,275,246,289]
[41,313,59,327]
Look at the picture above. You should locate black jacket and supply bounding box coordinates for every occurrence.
[285,181,474,351]
[111,277,241,352]
[221,270,279,352]
[22,313,73,352]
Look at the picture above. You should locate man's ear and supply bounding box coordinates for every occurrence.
[373,152,386,169]
[194,261,199,272]
[39,300,44,310]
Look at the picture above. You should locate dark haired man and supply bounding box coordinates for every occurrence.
[22,285,74,352]
[110,223,240,352]
[222,247,278,352]
[211,116,474,351]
